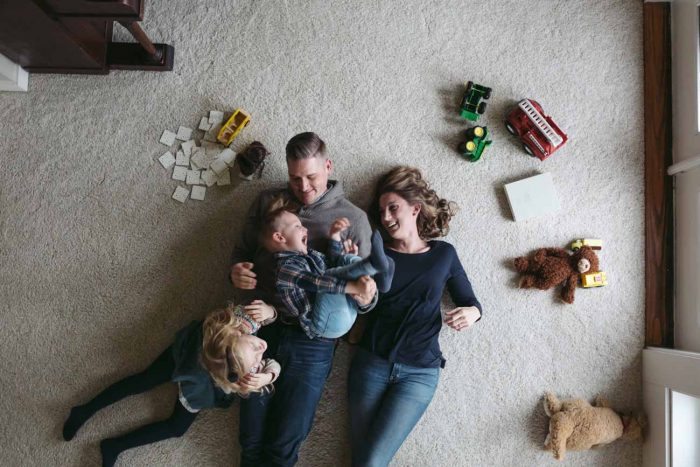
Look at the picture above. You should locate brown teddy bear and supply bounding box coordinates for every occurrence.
[513,246,600,304]
[543,392,644,460]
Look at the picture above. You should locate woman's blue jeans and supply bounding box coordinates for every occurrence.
[348,347,439,467]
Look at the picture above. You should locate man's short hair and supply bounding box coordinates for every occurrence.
[285,132,327,161]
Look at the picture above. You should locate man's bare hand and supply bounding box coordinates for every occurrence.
[350,276,377,306]
[231,262,257,290]
[346,275,374,296]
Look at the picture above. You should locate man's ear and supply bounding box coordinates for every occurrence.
[325,158,333,175]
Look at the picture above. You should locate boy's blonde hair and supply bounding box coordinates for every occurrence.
[259,194,300,248]
[200,303,268,397]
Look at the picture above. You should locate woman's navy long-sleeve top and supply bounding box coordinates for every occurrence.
[359,241,482,368]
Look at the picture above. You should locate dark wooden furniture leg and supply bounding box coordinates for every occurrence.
[107,21,174,71]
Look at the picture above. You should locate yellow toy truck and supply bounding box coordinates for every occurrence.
[581,271,608,288]
[217,108,250,146]
[570,238,603,251]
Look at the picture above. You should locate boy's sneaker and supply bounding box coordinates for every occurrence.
[236,141,270,180]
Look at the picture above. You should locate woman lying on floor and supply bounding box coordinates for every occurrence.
[348,166,483,466]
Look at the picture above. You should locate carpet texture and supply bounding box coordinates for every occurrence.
[0,1,644,466]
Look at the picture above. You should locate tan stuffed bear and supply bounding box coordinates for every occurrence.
[543,392,644,460]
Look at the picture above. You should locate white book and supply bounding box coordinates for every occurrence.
[504,172,560,222]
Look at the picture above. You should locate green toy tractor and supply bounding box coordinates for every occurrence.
[458,126,492,162]
[460,81,492,121]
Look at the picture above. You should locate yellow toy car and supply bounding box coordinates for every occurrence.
[570,238,603,251]
[217,108,250,146]
[581,271,607,288]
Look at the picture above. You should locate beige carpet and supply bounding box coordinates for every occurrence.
[0,0,644,465]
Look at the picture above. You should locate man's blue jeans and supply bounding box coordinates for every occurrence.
[312,254,377,338]
[239,324,336,467]
[348,347,439,467]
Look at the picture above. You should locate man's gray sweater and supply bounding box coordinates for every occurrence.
[230,180,373,323]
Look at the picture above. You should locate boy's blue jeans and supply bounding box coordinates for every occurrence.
[311,254,377,338]
[348,347,439,467]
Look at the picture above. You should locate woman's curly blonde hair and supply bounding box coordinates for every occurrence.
[370,166,457,239]
[200,303,269,397]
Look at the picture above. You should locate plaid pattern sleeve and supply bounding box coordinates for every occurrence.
[326,239,345,265]
[276,255,347,295]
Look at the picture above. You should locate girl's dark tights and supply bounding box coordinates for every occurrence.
[62,346,198,467]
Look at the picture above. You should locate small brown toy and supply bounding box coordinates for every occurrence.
[543,392,644,460]
[236,141,270,180]
[513,246,600,304]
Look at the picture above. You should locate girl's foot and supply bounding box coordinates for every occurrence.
[62,405,90,441]
[100,439,120,467]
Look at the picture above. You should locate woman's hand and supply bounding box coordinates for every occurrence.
[244,300,275,323]
[238,372,274,392]
[444,306,481,331]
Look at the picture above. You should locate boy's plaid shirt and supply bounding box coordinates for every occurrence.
[274,241,346,338]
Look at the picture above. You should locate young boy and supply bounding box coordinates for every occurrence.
[262,207,394,339]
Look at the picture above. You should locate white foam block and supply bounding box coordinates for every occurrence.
[219,148,235,166]
[191,185,206,201]
[504,172,560,222]
[176,150,189,166]
[186,170,201,185]
[190,149,208,170]
[172,165,188,181]
[181,140,195,157]
[172,186,189,203]
[158,151,176,169]
[209,110,224,124]
[217,169,231,186]
[159,130,177,146]
[176,126,193,141]
[198,116,212,131]
[210,159,228,175]
[202,141,219,155]
[203,123,222,142]
[201,170,218,187]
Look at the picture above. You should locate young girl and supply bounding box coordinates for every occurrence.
[62,301,279,467]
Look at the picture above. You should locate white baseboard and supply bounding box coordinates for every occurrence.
[0,53,28,92]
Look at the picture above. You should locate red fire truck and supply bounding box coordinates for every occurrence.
[505,99,568,160]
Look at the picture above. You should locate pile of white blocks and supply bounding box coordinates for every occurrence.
[157,111,240,204]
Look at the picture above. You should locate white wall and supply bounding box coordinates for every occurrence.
[672,390,700,467]
[671,0,700,352]
[0,53,28,92]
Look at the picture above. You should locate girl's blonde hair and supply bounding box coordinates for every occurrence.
[200,303,268,397]
[370,166,458,239]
